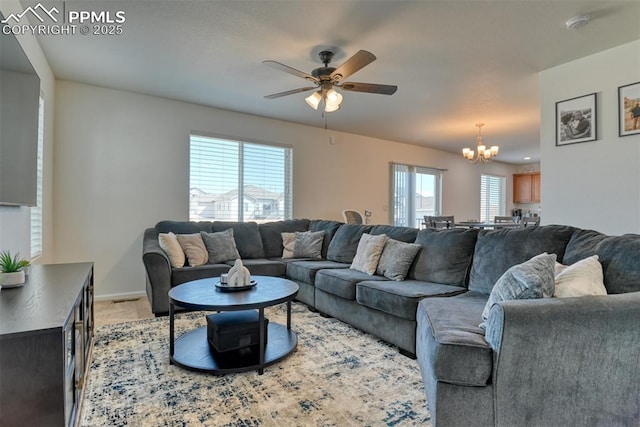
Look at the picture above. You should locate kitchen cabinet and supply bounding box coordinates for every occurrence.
[513,172,540,204]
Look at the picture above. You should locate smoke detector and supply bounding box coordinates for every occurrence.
[566,15,590,30]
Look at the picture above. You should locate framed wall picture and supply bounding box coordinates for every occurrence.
[556,93,597,146]
[618,82,640,137]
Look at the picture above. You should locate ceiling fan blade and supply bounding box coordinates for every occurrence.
[339,82,398,95]
[330,50,376,82]
[263,60,319,83]
[264,87,316,99]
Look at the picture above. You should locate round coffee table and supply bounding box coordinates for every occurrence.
[168,275,299,375]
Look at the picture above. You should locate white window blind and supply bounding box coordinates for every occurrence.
[189,135,292,222]
[30,93,44,259]
[480,174,506,222]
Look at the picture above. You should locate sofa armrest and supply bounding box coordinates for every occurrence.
[142,227,172,314]
[486,292,640,426]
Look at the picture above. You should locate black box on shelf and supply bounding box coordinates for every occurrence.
[206,310,268,353]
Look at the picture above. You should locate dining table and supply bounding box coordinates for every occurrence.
[455,221,521,229]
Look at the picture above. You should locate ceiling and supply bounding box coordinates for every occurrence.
[24,0,640,164]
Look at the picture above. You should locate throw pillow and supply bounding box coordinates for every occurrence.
[480,252,557,329]
[176,233,208,267]
[350,233,388,275]
[281,232,296,258]
[376,238,421,281]
[200,229,241,264]
[293,231,324,258]
[554,255,607,298]
[158,232,185,268]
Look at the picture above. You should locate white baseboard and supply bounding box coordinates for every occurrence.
[95,290,147,302]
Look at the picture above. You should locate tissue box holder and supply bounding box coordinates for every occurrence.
[206,310,268,353]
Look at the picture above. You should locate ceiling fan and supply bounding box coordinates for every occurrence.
[263,50,397,113]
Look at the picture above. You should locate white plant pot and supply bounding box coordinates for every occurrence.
[22,265,31,276]
[0,270,26,287]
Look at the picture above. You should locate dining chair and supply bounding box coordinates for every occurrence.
[522,216,541,227]
[342,210,364,225]
[426,215,455,229]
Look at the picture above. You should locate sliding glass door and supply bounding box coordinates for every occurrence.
[391,163,443,228]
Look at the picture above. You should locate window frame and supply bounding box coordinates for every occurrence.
[480,173,506,222]
[189,133,293,222]
[30,91,44,260]
[390,162,444,228]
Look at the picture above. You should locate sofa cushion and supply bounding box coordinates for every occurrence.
[156,220,212,234]
[259,219,310,258]
[309,220,343,258]
[468,225,576,295]
[417,292,493,386]
[158,232,185,268]
[357,280,467,321]
[409,228,478,286]
[286,260,351,285]
[176,233,208,266]
[212,221,265,259]
[350,233,388,275]
[200,229,240,264]
[376,239,422,281]
[294,231,325,258]
[282,231,324,259]
[480,253,557,328]
[225,258,285,277]
[315,268,388,300]
[554,255,607,298]
[370,225,418,243]
[563,229,640,294]
[326,224,373,263]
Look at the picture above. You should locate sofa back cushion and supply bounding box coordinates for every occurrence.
[259,219,311,258]
[309,220,343,258]
[370,225,418,243]
[155,220,212,234]
[212,221,265,259]
[468,225,576,295]
[326,224,373,263]
[563,229,640,294]
[408,228,478,286]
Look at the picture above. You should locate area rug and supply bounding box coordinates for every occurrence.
[80,303,431,426]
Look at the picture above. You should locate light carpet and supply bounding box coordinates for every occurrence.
[80,302,431,426]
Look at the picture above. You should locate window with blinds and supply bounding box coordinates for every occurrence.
[391,163,443,228]
[189,134,292,222]
[480,174,506,222]
[30,93,44,259]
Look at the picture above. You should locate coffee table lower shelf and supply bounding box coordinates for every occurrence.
[171,323,297,374]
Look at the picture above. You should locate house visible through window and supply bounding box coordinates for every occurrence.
[391,163,443,228]
[189,134,293,222]
[30,92,44,259]
[480,174,506,222]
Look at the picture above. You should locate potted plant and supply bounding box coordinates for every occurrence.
[0,250,26,287]
[18,259,31,276]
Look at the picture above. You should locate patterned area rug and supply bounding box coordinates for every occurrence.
[81,303,431,426]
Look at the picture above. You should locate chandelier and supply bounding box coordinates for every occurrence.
[462,123,499,163]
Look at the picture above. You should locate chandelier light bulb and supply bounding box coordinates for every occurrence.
[462,123,498,164]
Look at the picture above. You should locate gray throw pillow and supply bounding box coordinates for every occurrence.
[293,231,324,258]
[200,229,240,264]
[376,238,421,281]
[480,252,557,329]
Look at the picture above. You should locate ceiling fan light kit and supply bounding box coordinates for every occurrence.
[264,49,397,114]
[462,123,499,164]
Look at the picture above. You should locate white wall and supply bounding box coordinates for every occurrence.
[54,81,517,298]
[540,40,640,235]
[0,1,56,264]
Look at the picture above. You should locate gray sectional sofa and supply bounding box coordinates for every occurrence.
[142,219,640,426]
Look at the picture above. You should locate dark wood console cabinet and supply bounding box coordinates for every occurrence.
[0,262,94,426]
